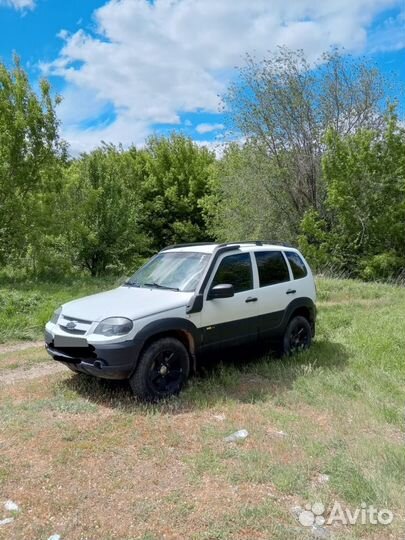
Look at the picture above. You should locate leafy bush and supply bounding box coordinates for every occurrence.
[359,253,405,282]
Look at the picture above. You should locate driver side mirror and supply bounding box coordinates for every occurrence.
[207,283,235,300]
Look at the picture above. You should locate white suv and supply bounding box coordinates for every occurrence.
[45,241,316,400]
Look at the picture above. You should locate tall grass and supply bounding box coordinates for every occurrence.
[0,270,118,342]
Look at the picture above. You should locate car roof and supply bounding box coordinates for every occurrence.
[163,243,301,255]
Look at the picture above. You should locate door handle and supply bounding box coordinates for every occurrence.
[286,289,296,295]
[245,297,258,303]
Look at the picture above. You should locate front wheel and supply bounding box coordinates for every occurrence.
[282,316,312,356]
[129,337,190,401]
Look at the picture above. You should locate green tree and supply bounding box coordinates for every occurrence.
[63,144,148,276]
[222,47,387,239]
[0,56,67,270]
[139,134,216,249]
[201,142,296,242]
[300,108,405,279]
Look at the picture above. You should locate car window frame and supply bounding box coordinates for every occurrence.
[253,250,292,288]
[206,251,254,297]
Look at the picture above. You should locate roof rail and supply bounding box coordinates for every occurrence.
[218,240,264,247]
[161,240,294,252]
[217,240,295,248]
[161,242,218,252]
[227,240,295,248]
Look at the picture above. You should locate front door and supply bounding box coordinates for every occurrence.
[200,252,259,348]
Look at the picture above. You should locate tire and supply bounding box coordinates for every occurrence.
[129,337,190,401]
[281,315,312,356]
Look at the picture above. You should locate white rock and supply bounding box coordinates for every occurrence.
[224,429,249,442]
[4,500,19,512]
[0,518,14,526]
[318,474,330,485]
[48,535,61,540]
[267,428,287,437]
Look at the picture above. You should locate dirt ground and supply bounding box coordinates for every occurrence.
[0,336,404,540]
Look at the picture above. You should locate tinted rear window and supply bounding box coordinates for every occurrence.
[211,253,253,293]
[285,251,308,279]
[255,251,290,286]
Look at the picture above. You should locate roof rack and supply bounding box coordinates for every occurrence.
[161,242,218,252]
[218,240,264,247]
[229,240,295,248]
[218,241,295,248]
[161,240,267,252]
[161,240,295,252]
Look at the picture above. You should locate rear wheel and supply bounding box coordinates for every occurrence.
[129,337,190,401]
[282,315,312,356]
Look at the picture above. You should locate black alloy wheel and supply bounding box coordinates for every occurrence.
[282,315,312,356]
[147,349,185,396]
[130,337,190,400]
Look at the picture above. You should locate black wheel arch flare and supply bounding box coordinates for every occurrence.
[133,317,202,373]
[282,297,317,336]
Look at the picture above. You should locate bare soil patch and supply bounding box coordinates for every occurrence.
[0,362,65,385]
[0,340,43,355]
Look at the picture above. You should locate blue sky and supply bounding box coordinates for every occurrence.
[0,0,404,154]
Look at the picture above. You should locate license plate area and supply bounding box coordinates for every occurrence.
[54,335,88,348]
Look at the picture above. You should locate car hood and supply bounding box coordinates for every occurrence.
[61,286,193,322]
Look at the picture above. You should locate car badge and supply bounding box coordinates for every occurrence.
[66,321,77,329]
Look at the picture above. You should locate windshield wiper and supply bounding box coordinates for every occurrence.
[123,280,141,287]
[143,282,180,291]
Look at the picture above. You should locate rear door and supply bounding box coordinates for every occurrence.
[200,252,260,348]
[253,250,293,338]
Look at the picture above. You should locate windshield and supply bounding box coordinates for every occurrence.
[126,251,210,292]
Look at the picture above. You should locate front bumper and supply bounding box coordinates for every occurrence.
[45,330,142,380]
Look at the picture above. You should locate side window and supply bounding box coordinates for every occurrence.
[255,251,290,287]
[285,251,308,279]
[211,253,253,293]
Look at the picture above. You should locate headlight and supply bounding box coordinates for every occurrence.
[50,306,62,324]
[94,317,133,337]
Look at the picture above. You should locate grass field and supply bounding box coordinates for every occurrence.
[0,274,117,343]
[0,277,404,539]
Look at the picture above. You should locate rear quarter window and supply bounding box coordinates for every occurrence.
[285,251,308,279]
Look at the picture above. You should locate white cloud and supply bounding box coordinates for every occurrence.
[45,0,402,153]
[0,0,35,9]
[195,140,228,158]
[63,114,150,155]
[57,29,70,40]
[196,123,225,134]
[368,9,405,52]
